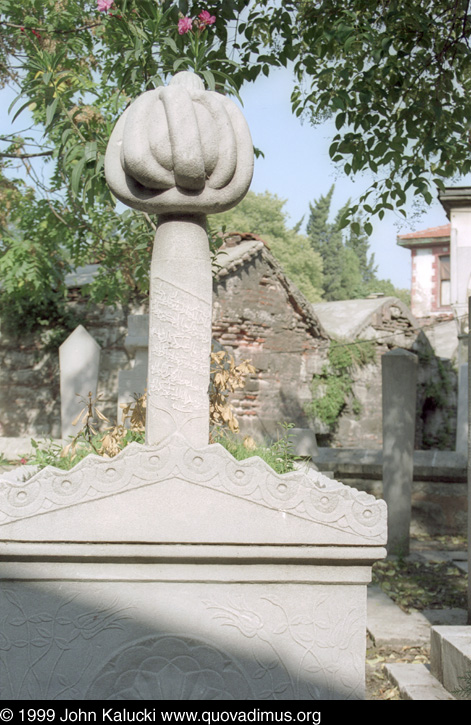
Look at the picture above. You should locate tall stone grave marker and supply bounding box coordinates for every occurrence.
[105,71,253,447]
[457,362,469,455]
[382,348,418,555]
[0,73,386,701]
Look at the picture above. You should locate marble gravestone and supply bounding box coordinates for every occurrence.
[0,73,387,701]
[59,325,101,439]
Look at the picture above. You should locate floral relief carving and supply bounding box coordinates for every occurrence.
[86,635,255,700]
[0,587,131,700]
[204,593,364,700]
[203,597,294,700]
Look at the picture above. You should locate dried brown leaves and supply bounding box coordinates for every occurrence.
[209,351,256,435]
[99,392,146,457]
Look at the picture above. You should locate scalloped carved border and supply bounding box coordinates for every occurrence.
[0,435,386,541]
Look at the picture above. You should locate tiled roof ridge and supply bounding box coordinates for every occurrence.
[214,239,265,278]
[213,236,328,340]
[397,223,451,240]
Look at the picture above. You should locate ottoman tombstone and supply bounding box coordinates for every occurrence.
[0,73,386,701]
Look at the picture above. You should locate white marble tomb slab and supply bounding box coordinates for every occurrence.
[0,436,386,701]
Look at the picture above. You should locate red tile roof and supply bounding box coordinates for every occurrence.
[397,224,451,240]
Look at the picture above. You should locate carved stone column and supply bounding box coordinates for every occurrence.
[147,214,212,446]
[104,71,253,446]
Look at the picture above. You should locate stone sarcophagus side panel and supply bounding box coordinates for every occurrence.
[0,436,386,701]
[0,578,367,701]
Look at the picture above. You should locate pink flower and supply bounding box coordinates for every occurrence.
[199,10,216,25]
[178,17,193,35]
[97,0,114,12]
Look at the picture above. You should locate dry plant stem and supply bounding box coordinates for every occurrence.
[146,214,212,448]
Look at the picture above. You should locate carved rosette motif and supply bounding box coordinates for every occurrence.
[0,435,386,541]
[86,635,255,700]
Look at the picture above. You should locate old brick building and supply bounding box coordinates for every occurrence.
[0,233,457,450]
[212,233,327,440]
[211,235,455,449]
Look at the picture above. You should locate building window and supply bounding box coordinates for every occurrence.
[439,255,450,306]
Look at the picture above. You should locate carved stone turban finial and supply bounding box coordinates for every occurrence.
[105,71,254,215]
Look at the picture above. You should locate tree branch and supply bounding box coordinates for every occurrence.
[0,151,53,159]
[0,20,102,35]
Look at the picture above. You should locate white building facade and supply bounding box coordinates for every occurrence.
[398,186,471,325]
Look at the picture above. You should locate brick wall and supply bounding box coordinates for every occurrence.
[0,254,458,450]
[213,251,326,440]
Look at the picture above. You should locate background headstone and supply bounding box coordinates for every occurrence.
[382,348,418,555]
[457,362,468,454]
[59,325,100,438]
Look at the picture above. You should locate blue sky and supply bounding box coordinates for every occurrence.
[237,67,453,291]
[1,65,456,290]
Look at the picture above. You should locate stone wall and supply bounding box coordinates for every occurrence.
[0,300,143,438]
[213,250,326,440]
[0,334,60,438]
[322,312,457,451]
[0,258,458,450]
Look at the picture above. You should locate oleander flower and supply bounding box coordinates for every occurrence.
[97,0,114,11]
[178,16,193,35]
[199,10,216,25]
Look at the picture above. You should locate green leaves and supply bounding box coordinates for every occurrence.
[335,112,346,130]
[45,97,59,129]
[307,339,376,430]
[239,0,471,219]
[3,0,471,328]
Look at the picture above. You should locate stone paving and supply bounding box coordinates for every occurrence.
[366,543,469,700]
